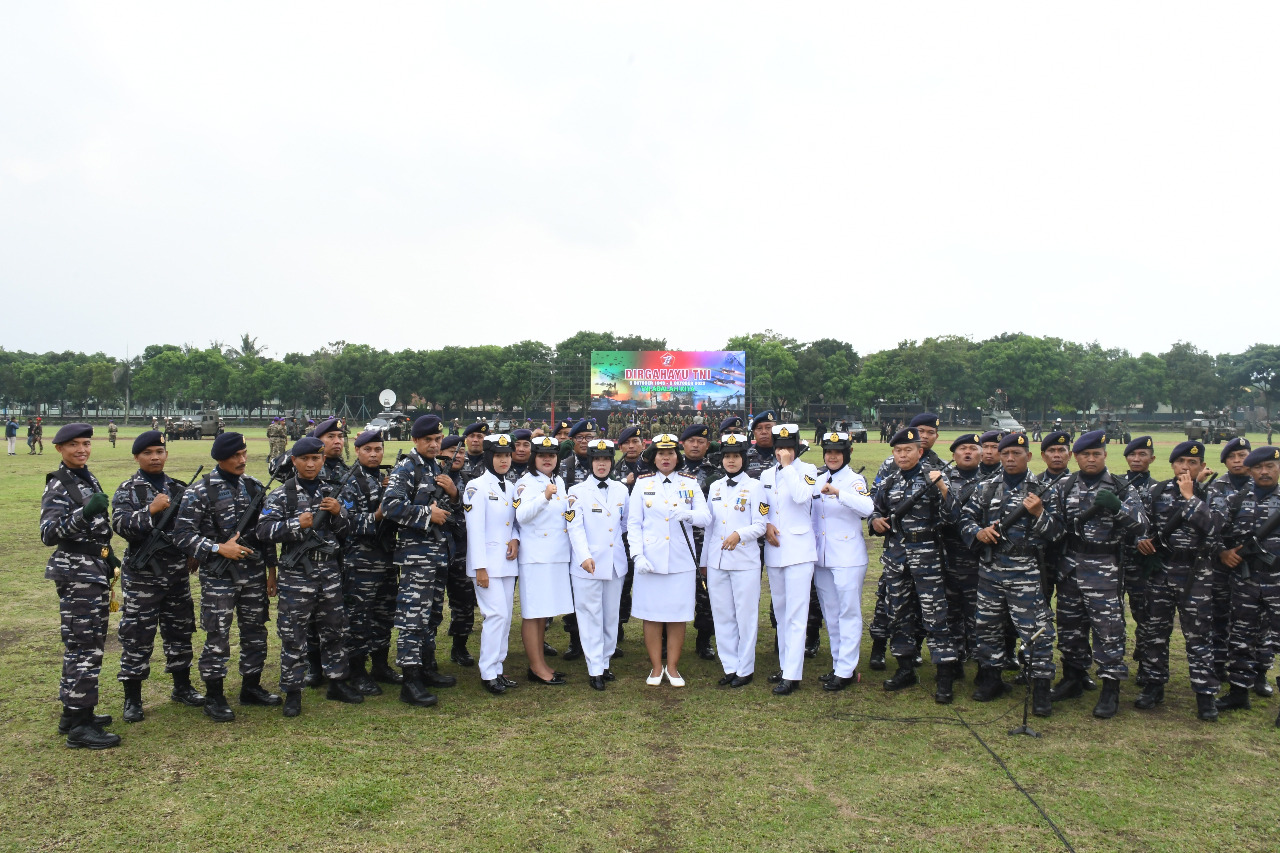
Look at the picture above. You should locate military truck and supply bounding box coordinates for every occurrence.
[1185,410,1245,444]
[1091,411,1130,444]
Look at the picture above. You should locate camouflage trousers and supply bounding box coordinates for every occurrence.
[55,575,110,710]
[975,566,1055,679]
[428,556,476,640]
[277,562,348,691]
[197,565,270,681]
[883,544,958,663]
[1055,557,1128,680]
[396,550,448,668]
[1211,563,1233,670]
[942,548,980,661]
[1121,561,1153,683]
[1227,567,1280,690]
[345,562,398,658]
[117,563,196,680]
[1137,564,1217,694]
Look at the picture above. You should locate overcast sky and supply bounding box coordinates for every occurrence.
[3,3,1277,361]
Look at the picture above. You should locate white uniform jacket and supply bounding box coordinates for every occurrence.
[701,474,767,572]
[566,478,630,580]
[513,471,571,565]
[810,464,874,567]
[463,469,519,578]
[625,471,711,575]
[760,460,819,569]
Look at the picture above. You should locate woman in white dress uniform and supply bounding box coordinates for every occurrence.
[810,431,874,692]
[464,434,520,695]
[514,436,572,686]
[701,433,767,687]
[625,434,711,687]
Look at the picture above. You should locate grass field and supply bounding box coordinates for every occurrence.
[2,427,1279,853]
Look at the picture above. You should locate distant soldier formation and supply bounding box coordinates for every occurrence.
[36,410,1280,749]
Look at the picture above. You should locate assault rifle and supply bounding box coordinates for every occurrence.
[122,465,203,574]
[278,467,361,574]
[982,478,1051,563]
[1235,505,1280,581]
[205,473,279,583]
[371,451,406,553]
[887,471,942,536]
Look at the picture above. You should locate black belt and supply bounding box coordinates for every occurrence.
[1162,547,1203,564]
[899,531,937,545]
[1067,537,1118,557]
[56,539,112,560]
[998,540,1040,558]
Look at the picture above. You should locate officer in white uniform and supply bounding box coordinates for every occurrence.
[464,434,520,695]
[514,435,573,686]
[566,438,630,690]
[702,433,767,687]
[626,434,711,687]
[810,431,875,691]
[761,423,818,695]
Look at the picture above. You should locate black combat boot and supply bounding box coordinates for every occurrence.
[421,649,458,688]
[1081,670,1098,691]
[1215,684,1252,712]
[58,707,112,735]
[934,662,955,704]
[398,666,438,707]
[1254,665,1274,698]
[349,656,381,696]
[953,660,967,682]
[326,678,365,704]
[282,691,302,717]
[1049,666,1084,701]
[868,637,887,671]
[369,648,404,684]
[884,656,918,691]
[303,647,325,688]
[1032,678,1053,717]
[65,708,121,750]
[122,679,144,723]
[450,635,476,667]
[1196,693,1219,722]
[971,667,1008,702]
[1134,683,1164,710]
[170,668,204,707]
[203,678,235,722]
[804,625,819,659]
[563,628,583,661]
[1092,678,1120,719]
[239,671,282,706]
[696,631,717,661]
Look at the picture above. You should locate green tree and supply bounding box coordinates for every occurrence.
[1162,341,1222,416]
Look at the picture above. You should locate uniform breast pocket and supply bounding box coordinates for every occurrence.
[644,534,659,546]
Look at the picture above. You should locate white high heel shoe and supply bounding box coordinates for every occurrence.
[665,667,685,688]
[646,667,664,686]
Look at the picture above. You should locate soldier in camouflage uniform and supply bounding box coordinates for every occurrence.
[1131,440,1221,721]
[507,428,533,483]
[40,423,121,749]
[1119,436,1159,686]
[960,432,1055,716]
[1038,430,1150,719]
[110,430,204,724]
[383,415,459,707]
[869,425,957,702]
[977,430,1003,479]
[172,431,281,722]
[256,436,363,716]
[300,417,350,686]
[430,422,486,668]
[679,423,720,660]
[339,429,404,694]
[1215,445,1280,721]
[1037,431,1074,606]
[941,433,985,672]
[107,420,118,448]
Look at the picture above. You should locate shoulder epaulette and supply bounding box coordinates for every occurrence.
[637,472,655,479]
[677,471,697,479]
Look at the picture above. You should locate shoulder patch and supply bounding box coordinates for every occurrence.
[758,501,769,517]
[463,503,473,512]
[563,509,576,522]
[804,474,816,485]
[855,481,869,495]
[511,498,521,508]
[465,487,477,501]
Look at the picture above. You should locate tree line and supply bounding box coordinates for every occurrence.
[1,331,1276,420]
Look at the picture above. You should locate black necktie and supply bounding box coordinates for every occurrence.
[498,480,506,493]
[726,478,738,487]
[598,481,609,490]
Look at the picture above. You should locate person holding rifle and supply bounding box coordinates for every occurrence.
[172,432,280,722]
[110,430,205,723]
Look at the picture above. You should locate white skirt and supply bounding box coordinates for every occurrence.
[632,569,695,623]
[517,561,574,618]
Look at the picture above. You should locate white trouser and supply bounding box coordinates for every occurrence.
[6,436,15,454]
[473,576,516,681]
[767,562,815,681]
[571,574,625,676]
[813,563,868,678]
[708,566,762,677]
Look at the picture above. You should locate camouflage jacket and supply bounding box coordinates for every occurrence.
[40,463,114,585]
[172,468,276,569]
[111,469,190,574]
[382,448,456,559]
[339,464,397,569]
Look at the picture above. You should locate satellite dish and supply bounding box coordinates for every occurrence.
[379,389,396,409]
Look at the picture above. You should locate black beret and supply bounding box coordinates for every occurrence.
[949,433,980,453]
[616,426,639,443]
[53,423,93,444]
[211,432,246,460]
[998,432,1030,452]
[890,427,921,447]
[1221,437,1251,462]
[131,430,165,455]
[1041,430,1071,452]
[1244,446,1280,468]
[463,421,490,437]
[1124,436,1154,456]
[719,433,750,454]
[1072,429,1107,453]
[555,419,573,434]
[978,430,1003,445]
[511,429,533,442]
[750,411,776,430]
[440,435,462,450]
[1169,440,1205,463]
[311,417,341,438]
[569,418,597,437]
[353,429,383,448]
[719,416,742,433]
[909,412,939,429]
[291,436,325,456]
[680,424,710,441]
[412,415,442,438]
